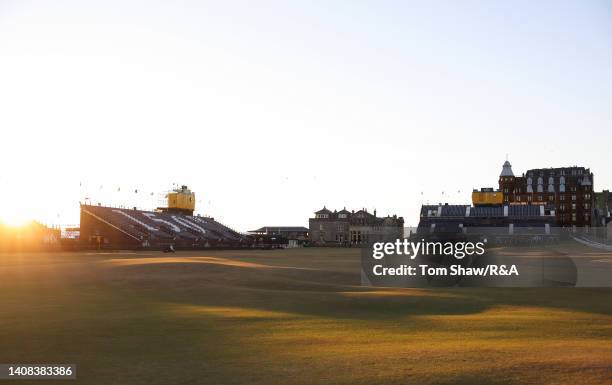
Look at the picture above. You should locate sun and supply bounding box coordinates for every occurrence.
[0,207,33,227]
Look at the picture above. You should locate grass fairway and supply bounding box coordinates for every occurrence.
[0,247,611,384]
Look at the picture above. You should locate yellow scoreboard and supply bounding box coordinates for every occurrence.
[472,190,503,206]
[167,187,195,212]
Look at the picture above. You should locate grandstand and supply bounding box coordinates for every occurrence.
[79,185,248,249]
[80,204,246,249]
[417,203,559,244]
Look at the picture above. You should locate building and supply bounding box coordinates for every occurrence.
[249,226,309,239]
[594,190,612,227]
[593,190,612,241]
[497,160,595,228]
[248,226,309,247]
[308,207,404,246]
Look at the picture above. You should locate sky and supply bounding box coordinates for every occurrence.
[0,0,611,230]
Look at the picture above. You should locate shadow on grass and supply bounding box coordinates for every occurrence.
[107,259,612,322]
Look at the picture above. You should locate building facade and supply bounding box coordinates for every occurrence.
[498,161,595,227]
[308,207,404,246]
[594,190,612,227]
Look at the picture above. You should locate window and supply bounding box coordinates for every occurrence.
[338,213,347,219]
[319,224,324,231]
[337,224,344,232]
[572,195,576,201]
[572,203,576,210]
[572,213,576,222]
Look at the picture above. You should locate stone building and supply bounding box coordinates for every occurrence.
[308,207,404,246]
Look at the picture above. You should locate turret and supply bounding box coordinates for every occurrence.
[499,159,516,200]
[500,160,514,177]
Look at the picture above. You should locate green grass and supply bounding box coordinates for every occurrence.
[0,247,610,384]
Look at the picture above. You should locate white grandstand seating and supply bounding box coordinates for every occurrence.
[81,204,244,247]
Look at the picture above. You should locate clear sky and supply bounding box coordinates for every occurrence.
[1,0,611,230]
